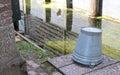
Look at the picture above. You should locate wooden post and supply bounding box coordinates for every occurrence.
[67,0,72,8]
[88,0,103,28]
[66,0,73,31]
[26,0,31,14]
[45,0,51,22]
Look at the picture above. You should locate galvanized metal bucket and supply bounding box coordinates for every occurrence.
[72,27,103,67]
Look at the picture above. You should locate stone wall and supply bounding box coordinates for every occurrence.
[0,0,12,26]
[0,0,27,75]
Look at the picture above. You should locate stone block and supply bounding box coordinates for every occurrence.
[48,54,119,75]
[48,54,73,68]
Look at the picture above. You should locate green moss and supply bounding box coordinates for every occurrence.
[45,40,76,54]
[45,40,120,60]
[17,39,56,72]
[102,44,120,60]
[17,40,48,58]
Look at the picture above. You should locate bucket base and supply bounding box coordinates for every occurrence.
[72,53,103,68]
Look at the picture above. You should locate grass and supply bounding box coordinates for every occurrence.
[17,40,47,57]
[17,39,55,64]
[102,44,120,60]
[45,40,76,54]
[45,40,120,60]
[16,38,56,73]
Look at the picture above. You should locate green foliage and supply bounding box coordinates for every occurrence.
[17,40,48,58]
[17,39,55,72]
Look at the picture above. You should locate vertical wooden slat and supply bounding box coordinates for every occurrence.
[88,0,103,28]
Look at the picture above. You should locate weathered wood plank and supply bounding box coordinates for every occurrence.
[44,46,63,56]
[34,22,64,37]
[66,31,78,38]
[15,31,46,52]
[31,17,64,34]
[27,15,78,42]
[30,35,45,43]
[35,26,63,40]
[39,25,64,37]
[29,37,44,45]
[30,15,76,34]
